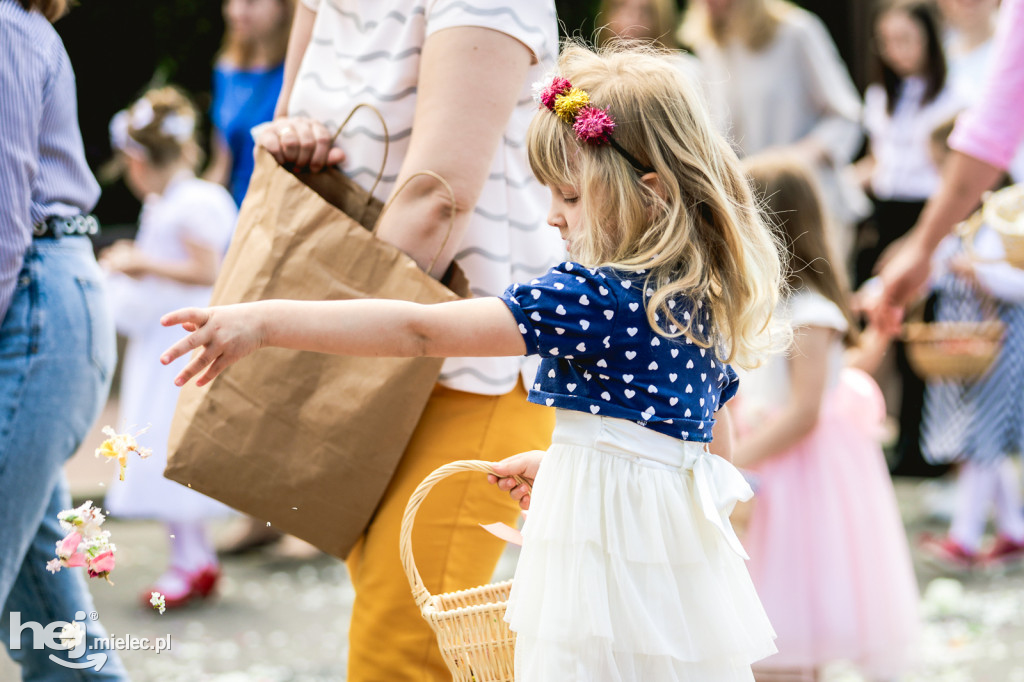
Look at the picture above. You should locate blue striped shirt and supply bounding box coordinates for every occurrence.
[0,0,100,322]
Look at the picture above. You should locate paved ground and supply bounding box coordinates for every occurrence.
[5,401,1024,681]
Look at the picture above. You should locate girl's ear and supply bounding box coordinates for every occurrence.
[640,172,668,201]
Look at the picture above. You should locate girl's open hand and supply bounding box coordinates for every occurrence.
[487,450,545,511]
[159,303,267,387]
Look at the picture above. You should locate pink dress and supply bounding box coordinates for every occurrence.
[737,290,919,677]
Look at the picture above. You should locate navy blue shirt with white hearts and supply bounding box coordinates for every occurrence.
[501,262,739,443]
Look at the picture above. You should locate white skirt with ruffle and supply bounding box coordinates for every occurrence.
[505,410,776,681]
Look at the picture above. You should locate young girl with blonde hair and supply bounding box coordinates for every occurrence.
[736,153,919,681]
[101,86,237,609]
[161,43,782,679]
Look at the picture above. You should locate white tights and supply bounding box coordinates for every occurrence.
[166,521,216,572]
[949,459,1024,552]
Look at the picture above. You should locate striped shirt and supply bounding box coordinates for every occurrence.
[290,0,565,395]
[0,0,100,322]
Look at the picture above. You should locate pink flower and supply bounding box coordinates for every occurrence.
[65,552,86,568]
[46,559,62,574]
[57,532,82,559]
[540,77,572,110]
[88,551,116,575]
[573,106,615,144]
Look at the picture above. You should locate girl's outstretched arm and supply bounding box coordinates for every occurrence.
[732,325,833,468]
[160,297,526,387]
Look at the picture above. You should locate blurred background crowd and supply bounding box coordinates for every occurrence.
[6,0,1024,680]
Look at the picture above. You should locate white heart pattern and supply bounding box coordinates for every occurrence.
[671,349,679,358]
[685,384,693,394]
[531,289,541,299]
[556,305,567,315]
[555,328,565,335]
[545,398,554,406]
[604,310,614,320]
[648,385,658,393]
[518,323,527,334]
[547,369,556,378]
[621,280,632,289]
[651,337,661,347]
[553,282,564,290]
[624,388,636,398]
[531,312,541,322]
[670,397,679,406]
[590,405,601,414]
[701,373,707,382]
[641,407,655,420]
[623,374,634,383]
[581,320,590,330]
[576,342,586,352]
[550,348,559,355]
[648,361,658,370]
[579,295,590,306]
[629,302,639,312]
[601,391,611,400]
[625,351,637,360]
[669,373,677,382]
[686,359,694,369]
[597,359,608,368]
[684,408,691,417]
[599,286,609,295]
[626,327,638,336]
[567,383,577,392]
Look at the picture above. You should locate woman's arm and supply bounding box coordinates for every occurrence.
[161,296,527,386]
[793,13,863,167]
[203,131,233,187]
[732,326,833,468]
[373,27,534,277]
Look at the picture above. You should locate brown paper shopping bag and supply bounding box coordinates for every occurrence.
[166,108,468,559]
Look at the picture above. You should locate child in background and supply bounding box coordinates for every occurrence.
[737,154,919,681]
[916,202,1024,569]
[853,0,965,478]
[161,43,783,680]
[101,87,238,609]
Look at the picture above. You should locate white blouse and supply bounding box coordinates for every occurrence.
[864,78,966,202]
[695,8,867,226]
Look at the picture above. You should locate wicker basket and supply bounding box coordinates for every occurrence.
[902,320,1004,380]
[981,183,1024,268]
[400,460,522,682]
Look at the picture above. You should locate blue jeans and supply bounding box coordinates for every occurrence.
[0,239,128,680]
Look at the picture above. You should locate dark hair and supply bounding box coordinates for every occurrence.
[744,153,859,347]
[17,0,69,22]
[874,0,946,115]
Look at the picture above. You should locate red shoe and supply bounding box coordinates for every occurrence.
[918,533,977,572]
[140,564,220,611]
[980,535,1024,568]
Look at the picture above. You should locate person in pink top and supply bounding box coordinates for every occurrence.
[877,0,1024,319]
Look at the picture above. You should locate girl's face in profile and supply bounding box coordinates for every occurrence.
[606,0,658,41]
[876,10,927,78]
[223,0,285,43]
[546,185,584,254]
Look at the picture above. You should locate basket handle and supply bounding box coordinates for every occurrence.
[399,459,527,611]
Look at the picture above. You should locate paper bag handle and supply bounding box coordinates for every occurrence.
[399,459,527,611]
[377,170,458,274]
[332,103,390,200]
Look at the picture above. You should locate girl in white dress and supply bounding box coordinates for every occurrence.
[100,87,237,609]
[160,43,784,680]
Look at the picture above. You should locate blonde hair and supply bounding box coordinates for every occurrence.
[528,42,787,368]
[743,153,858,346]
[220,0,295,69]
[680,0,794,50]
[596,0,680,49]
[116,86,202,169]
[16,0,68,22]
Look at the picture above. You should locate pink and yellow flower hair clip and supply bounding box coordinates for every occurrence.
[533,75,653,174]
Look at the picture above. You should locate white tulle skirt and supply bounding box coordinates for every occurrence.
[505,410,777,681]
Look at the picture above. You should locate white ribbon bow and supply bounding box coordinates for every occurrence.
[688,448,754,559]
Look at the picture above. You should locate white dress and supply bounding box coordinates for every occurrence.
[506,411,777,681]
[103,173,237,521]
